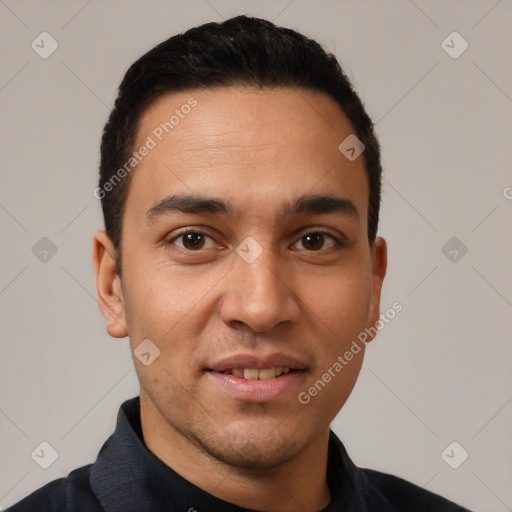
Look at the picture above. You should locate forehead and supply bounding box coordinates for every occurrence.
[125,86,368,223]
[137,86,356,156]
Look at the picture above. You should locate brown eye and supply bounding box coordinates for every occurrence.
[303,233,324,250]
[292,231,341,251]
[181,233,205,250]
[168,232,216,251]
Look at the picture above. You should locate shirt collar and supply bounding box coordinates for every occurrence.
[90,396,367,512]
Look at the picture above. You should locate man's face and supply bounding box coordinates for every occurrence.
[100,86,386,469]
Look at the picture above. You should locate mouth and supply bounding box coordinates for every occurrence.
[206,353,307,403]
[211,367,295,379]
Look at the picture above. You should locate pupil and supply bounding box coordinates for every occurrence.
[305,233,323,250]
[184,233,204,249]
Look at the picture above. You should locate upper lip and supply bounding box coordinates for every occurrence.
[207,352,308,372]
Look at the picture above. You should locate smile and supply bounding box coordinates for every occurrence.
[207,369,306,402]
[220,367,292,379]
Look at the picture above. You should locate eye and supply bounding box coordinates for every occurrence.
[167,231,217,251]
[292,231,342,251]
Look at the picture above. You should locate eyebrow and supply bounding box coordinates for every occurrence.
[145,193,359,223]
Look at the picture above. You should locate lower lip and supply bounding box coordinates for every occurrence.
[207,371,305,403]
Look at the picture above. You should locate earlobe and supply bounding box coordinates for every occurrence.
[92,230,128,338]
[365,236,388,344]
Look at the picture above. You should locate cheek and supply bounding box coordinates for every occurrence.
[302,265,373,340]
[123,260,196,325]
[122,259,225,362]
[305,266,371,411]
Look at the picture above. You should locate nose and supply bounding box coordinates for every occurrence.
[219,245,301,333]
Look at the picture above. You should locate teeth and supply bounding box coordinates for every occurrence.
[226,367,291,379]
[258,368,276,380]
[244,368,259,380]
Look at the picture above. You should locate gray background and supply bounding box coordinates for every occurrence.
[1,1,511,510]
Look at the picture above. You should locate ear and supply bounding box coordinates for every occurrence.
[365,236,387,343]
[92,230,128,338]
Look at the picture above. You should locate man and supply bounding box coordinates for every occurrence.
[8,15,472,512]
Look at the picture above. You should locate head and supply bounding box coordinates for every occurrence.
[97,15,382,274]
[93,15,386,471]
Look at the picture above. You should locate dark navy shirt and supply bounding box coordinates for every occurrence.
[7,396,472,511]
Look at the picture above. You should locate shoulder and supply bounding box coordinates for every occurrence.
[360,468,472,511]
[6,464,103,512]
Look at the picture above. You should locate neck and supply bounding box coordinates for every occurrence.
[140,395,331,512]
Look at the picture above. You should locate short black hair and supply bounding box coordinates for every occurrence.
[98,15,383,275]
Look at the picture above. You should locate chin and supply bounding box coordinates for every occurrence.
[192,424,307,471]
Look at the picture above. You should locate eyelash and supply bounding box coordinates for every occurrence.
[165,228,344,252]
